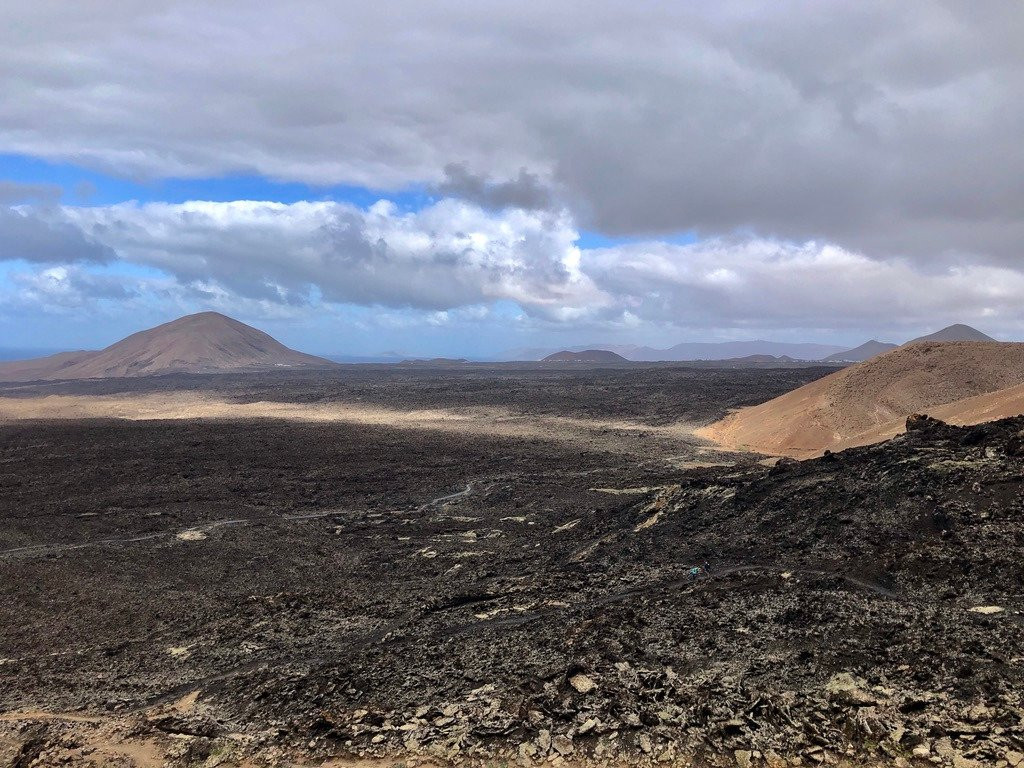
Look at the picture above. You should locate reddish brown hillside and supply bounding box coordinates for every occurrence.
[697,341,1024,457]
[0,312,335,381]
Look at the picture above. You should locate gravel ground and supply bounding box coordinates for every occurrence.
[1,369,1020,768]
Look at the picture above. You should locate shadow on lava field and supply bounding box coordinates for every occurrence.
[2,368,1022,767]
[0,363,837,426]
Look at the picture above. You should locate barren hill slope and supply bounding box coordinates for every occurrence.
[0,350,97,381]
[0,312,335,381]
[698,341,1024,456]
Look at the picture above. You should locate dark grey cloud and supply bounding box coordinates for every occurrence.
[0,181,61,204]
[1,1,1021,266]
[430,164,553,211]
[0,207,114,263]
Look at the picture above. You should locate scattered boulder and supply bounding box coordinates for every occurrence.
[569,674,596,694]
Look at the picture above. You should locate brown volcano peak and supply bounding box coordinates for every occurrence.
[0,311,336,381]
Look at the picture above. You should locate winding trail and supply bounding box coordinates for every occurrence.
[415,482,476,512]
[0,519,248,561]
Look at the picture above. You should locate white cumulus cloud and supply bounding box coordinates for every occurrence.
[42,198,610,319]
[5,196,1024,342]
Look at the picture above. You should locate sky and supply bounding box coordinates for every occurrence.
[1,1,1023,358]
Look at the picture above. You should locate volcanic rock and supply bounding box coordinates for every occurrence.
[569,674,596,694]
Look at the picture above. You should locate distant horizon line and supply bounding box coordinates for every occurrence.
[0,335,1005,366]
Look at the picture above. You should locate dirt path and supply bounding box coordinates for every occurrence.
[0,518,248,560]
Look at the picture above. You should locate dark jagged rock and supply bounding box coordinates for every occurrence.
[224,415,1024,765]
[3,371,1024,766]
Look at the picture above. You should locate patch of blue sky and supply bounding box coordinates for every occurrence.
[0,257,165,281]
[0,153,430,210]
[487,300,525,320]
[575,229,698,250]
[2,156,705,254]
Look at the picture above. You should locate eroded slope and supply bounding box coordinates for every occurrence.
[699,341,1024,456]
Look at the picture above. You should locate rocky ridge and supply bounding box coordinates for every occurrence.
[223,416,1024,767]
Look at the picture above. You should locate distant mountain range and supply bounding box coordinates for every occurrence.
[825,325,997,363]
[0,319,1002,380]
[513,324,999,363]
[516,340,847,362]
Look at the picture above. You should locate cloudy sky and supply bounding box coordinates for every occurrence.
[1,1,1022,357]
